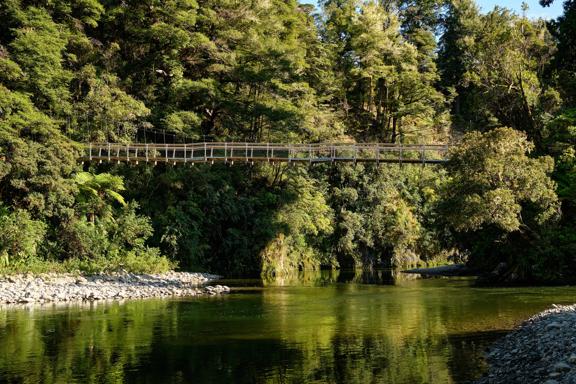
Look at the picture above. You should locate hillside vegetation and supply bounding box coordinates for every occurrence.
[1,0,575,282]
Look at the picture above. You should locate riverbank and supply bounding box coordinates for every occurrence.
[402,264,474,277]
[476,304,576,384]
[0,272,230,304]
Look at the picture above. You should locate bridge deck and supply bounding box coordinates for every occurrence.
[81,142,449,165]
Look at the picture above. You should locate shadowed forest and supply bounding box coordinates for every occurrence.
[1,0,576,283]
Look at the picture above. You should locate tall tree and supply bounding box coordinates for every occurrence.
[441,127,559,279]
[439,2,560,145]
[321,0,448,143]
[541,0,576,104]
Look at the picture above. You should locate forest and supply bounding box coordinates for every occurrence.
[0,0,575,283]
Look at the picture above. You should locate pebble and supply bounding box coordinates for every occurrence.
[475,304,576,384]
[555,362,572,372]
[547,322,562,330]
[0,272,229,306]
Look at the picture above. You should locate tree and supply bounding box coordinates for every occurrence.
[0,209,46,266]
[74,172,127,223]
[444,127,558,232]
[438,0,482,125]
[322,0,448,143]
[5,6,73,116]
[441,127,559,278]
[72,66,151,143]
[439,2,560,144]
[325,162,445,268]
[541,0,576,104]
[0,86,78,221]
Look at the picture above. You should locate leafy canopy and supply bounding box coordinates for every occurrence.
[443,127,558,233]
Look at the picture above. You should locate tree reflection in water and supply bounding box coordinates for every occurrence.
[1,272,576,384]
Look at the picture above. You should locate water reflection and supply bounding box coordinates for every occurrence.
[1,271,576,384]
[261,269,341,286]
[261,268,418,287]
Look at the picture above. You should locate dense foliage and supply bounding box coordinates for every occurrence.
[0,0,574,282]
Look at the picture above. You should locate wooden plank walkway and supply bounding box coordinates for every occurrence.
[81,142,449,165]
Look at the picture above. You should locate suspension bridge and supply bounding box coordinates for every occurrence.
[81,142,450,165]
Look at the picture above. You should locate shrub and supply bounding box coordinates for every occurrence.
[0,210,46,266]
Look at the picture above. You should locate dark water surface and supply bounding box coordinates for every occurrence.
[1,270,576,384]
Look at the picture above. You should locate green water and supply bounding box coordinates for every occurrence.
[1,271,576,384]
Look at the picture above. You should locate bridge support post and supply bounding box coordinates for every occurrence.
[420,144,425,166]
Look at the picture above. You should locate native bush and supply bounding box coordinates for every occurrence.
[0,209,47,267]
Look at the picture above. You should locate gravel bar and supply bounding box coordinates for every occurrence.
[0,272,230,305]
[475,304,576,384]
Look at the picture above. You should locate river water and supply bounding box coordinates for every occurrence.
[0,270,575,384]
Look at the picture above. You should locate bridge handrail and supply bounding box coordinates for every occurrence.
[81,142,450,165]
[83,142,450,149]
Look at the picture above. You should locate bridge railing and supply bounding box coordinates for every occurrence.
[81,142,450,165]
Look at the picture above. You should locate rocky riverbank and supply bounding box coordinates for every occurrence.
[476,304,576,384]
[0,272,230,304]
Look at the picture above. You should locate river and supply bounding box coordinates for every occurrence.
[0,270,575,384]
